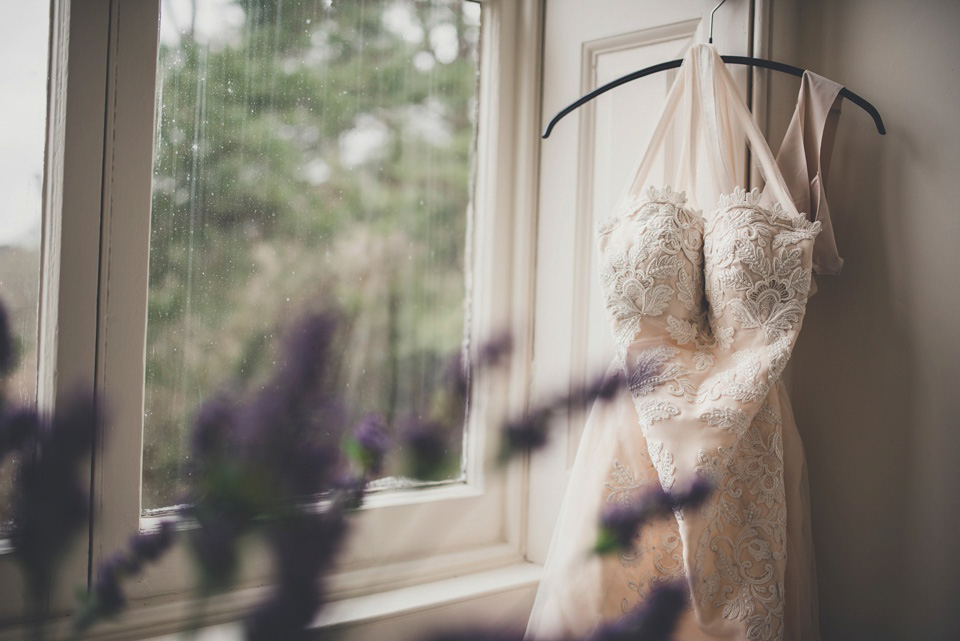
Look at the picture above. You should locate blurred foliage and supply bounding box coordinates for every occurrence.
[144,0,480,510]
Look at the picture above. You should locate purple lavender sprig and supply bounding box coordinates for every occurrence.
[74,521,177,632]
[179,312,348,593]
[497,371,626,465]
[184,312,364,637]
[594,477,713,555]
[9,393,99,616]
[396,330,516,481]
[0,300,14,376]
[345,412,391,478]
[400,416,458,481]
[75,310,356,637]
[244,509,349,641]
[584,580,688,641]
[0,405,39,459]
[234,312,346,499]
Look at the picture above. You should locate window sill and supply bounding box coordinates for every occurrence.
[0,562,542,641]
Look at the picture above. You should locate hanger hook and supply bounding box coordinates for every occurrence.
[709,0,728,43]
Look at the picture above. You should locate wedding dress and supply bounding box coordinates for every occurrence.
[525,43,844,641]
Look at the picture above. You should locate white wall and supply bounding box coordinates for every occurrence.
[766,1,960,639]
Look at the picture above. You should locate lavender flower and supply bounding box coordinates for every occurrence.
[498,409,551,464]
[130,520,176,564]
[595,478,713,555]
[585,581,688,641]
[245,511,348,641]
[0,405,39,457]
[76,520,178,632]
[170,312,355,610]
[440,331,513,402]
[10,393,98,608]
[190,393,238,473]
[496,371,626,466]
[580,371,624,403]
[91,554,127,617]
[479,330,513,367]
[442,351,470,400]
[348,412,391,477]
[401,416,454,481]
[679,475,713,510]
[0,300,13,375]
[235,312,346,498]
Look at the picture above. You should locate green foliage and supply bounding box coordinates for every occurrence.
[143,0,480,510]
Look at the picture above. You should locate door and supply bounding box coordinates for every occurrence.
[526,0,762,563]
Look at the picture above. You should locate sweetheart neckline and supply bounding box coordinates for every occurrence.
[600,184,820,239]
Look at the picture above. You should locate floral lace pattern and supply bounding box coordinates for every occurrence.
[594,184,819,640]
[694,402,786,641]
[605,459,685,612]
[597,186,704,370]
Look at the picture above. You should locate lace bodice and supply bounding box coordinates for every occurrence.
[596,186,705,374]
[595,183,820,640]
[598,184,820,393]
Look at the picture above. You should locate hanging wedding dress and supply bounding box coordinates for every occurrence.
[525,44,844,641]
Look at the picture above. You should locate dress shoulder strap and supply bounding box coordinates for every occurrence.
[774,70,845,275]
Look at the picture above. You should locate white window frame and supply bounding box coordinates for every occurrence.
[1,0,547,636]
[0,0,101,622]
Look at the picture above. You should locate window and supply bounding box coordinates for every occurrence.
[143,0,481,514]
[0,0,545,633]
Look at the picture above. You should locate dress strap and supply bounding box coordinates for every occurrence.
[622,52,688,199]
[772,71,845,275]
[623,44,754,209]
[712,48,805,220]
[621,43,819,225]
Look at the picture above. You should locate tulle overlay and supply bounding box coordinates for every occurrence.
[525,44,824,641]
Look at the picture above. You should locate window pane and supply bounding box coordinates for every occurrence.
[143,0,481,512]
[0,2,50,532]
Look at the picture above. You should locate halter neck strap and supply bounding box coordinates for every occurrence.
[622,43,807,221]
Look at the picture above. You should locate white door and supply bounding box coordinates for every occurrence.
[526,0,762,563]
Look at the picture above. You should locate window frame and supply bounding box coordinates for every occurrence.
[0,0,99,621]
[0,0,547,633]
[89,0,524,603]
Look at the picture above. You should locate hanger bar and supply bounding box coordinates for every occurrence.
[541,55,886,139]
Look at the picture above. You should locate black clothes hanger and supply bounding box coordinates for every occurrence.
[542,1,885,139]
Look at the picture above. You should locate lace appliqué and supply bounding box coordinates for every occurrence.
[604,459,685,612]
[694,403,787,641]
[634,399,680,434]
[597,186,703,371]
[706,186,820,346]
[699,407,751,437]
[666,314,733,370]
[629,345,699,404]
[647,441,676,491]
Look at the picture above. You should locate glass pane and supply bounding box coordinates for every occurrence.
[143,0,481,513]
[0,2,50,533]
